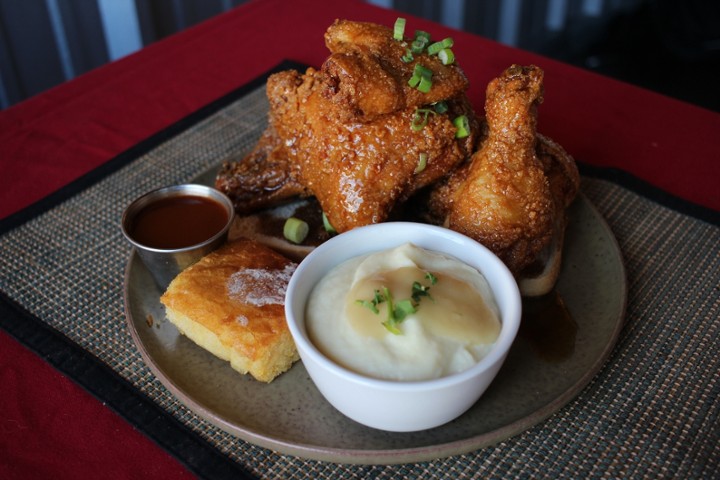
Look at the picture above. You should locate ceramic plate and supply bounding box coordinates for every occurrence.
[124,175,626,464]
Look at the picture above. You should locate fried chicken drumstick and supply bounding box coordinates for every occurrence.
[429,65,579,294]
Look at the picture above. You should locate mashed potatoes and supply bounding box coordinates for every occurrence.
[306,243,501,381]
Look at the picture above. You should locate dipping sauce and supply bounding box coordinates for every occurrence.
[306,243,501,381]
[128,195,229,249]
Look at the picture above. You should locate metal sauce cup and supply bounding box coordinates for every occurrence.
[121,184,234,290]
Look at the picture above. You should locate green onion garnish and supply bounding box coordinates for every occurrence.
[410,39,426,55]
[408,64,432,92]
[380,287,402,334]
[410,30,431,54]
[427,42,443,56]
[411,277,435,303]
[433,101,448,114]
[393,18,406,40]
[356,298,379,315]
[415,153,428,173]
[283,217,309,244]
[401,49,414,63]
[418,75,432,93]
[408,74,420,88]
[394,299,416,319]
[411,108,434,131]
[438,48,455,65]
[427,38,453,55]
[322,212,337,234]
[411,112,425,130]
[453,115,470,138]
[415,30,431,42]
[355,271,437,335]
[415,63,432,77]
[356,289,385,314]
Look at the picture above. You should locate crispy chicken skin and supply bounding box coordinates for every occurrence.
[268,67,478,233]
[536,133,580,212]
[430,64,578,275]
[215,126,309,214]
[321,19,469,122]
[216,19,479,232]
[215,18,579,293]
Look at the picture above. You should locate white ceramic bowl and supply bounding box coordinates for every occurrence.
[284,222,521,432]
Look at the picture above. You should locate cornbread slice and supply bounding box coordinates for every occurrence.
[160,239,299,382]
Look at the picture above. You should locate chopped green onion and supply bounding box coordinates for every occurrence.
[414,63,432,77]
[427,42,443,56]
[322,212,337,234]
[418,75,432,93]
[410,30,431,54]
[411,279,433,303]
[453,115,470,139]
[427,38,453,55]
[415,153,428,173]
[380,287,402,334]
[409,64,432,92]
[393,18,406,40]
[438,48,455,65]
[411,111,426,130]
[356,298,379,314]
[357,289,385,314]
[283,217,309,244]
[411,108,434,131]
[355,273,438,335]
[433,101,448,114]
[408,73,421,88]
[410,38,426,54]
[393,18,406,41]
[415,30,431,43]
[401,49,414,63]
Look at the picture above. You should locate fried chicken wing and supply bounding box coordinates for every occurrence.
[430,65,578,278]
[215,126,309,214]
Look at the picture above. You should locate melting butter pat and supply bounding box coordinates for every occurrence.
[306,243,501,381]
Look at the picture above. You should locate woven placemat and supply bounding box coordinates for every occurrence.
[1,66,718,479]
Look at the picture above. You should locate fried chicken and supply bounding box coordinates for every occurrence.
[272,69,477,232]
[215,19,579,295]
[321,19,470,122]
[215,126,309,214]
[217,19,479,232]
[429,65,579,286]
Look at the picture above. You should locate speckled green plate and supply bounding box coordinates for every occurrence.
[124,180,626,464]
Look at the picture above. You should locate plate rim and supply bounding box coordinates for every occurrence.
[123,192,627,464]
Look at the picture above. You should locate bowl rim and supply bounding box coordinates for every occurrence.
[121,183,235,253]
[285,221,522,392]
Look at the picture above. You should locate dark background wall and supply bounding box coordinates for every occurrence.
[0,0,718,112]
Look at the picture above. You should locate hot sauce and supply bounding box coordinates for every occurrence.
[129,195,229,249]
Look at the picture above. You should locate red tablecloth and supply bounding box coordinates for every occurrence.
[1,0,718,478]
